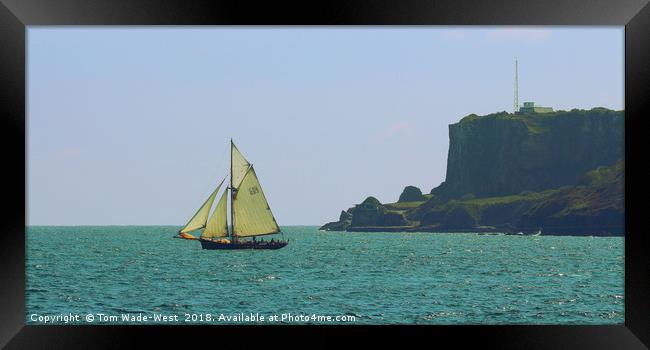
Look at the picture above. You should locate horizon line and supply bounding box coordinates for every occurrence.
[25,224,323,227]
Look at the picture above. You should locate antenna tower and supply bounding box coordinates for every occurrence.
[514,58,519,113]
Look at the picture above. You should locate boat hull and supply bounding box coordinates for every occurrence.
[173,235,198,240]
[199,239,288,250]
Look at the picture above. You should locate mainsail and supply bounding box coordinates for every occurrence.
[232,166,280,237]
[179,179,224,234]
[201,189,229,239]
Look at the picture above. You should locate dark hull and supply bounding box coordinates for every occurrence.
[199,239,288,250]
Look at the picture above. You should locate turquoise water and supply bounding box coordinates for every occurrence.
[26,226,624,325]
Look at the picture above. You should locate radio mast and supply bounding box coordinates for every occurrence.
[514,58,519,113]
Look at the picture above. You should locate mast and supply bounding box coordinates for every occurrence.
[230,139,236,242]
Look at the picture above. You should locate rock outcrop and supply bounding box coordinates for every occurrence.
[398,186,425,202]
[320,197,409,231]
[319,209,353,231]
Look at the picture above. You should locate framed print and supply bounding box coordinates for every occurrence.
[1,0,649,348]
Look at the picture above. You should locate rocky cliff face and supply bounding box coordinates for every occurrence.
[432,108,624,200]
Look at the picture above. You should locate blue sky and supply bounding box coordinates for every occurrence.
[27,27,623,225]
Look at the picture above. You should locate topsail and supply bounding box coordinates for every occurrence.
[231,142,251,189]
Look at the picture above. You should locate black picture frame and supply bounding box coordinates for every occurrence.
[1,0,648,348]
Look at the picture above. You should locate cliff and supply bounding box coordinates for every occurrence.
[320,108,624,236]
[432,108,623,200]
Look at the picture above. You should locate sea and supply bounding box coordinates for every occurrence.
[26,226,624,325]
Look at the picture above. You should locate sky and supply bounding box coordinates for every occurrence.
[27,27,624,225]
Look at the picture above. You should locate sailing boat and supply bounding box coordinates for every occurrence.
[174,140,288,250]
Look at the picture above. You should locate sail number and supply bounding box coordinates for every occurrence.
[248,186,259,195]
